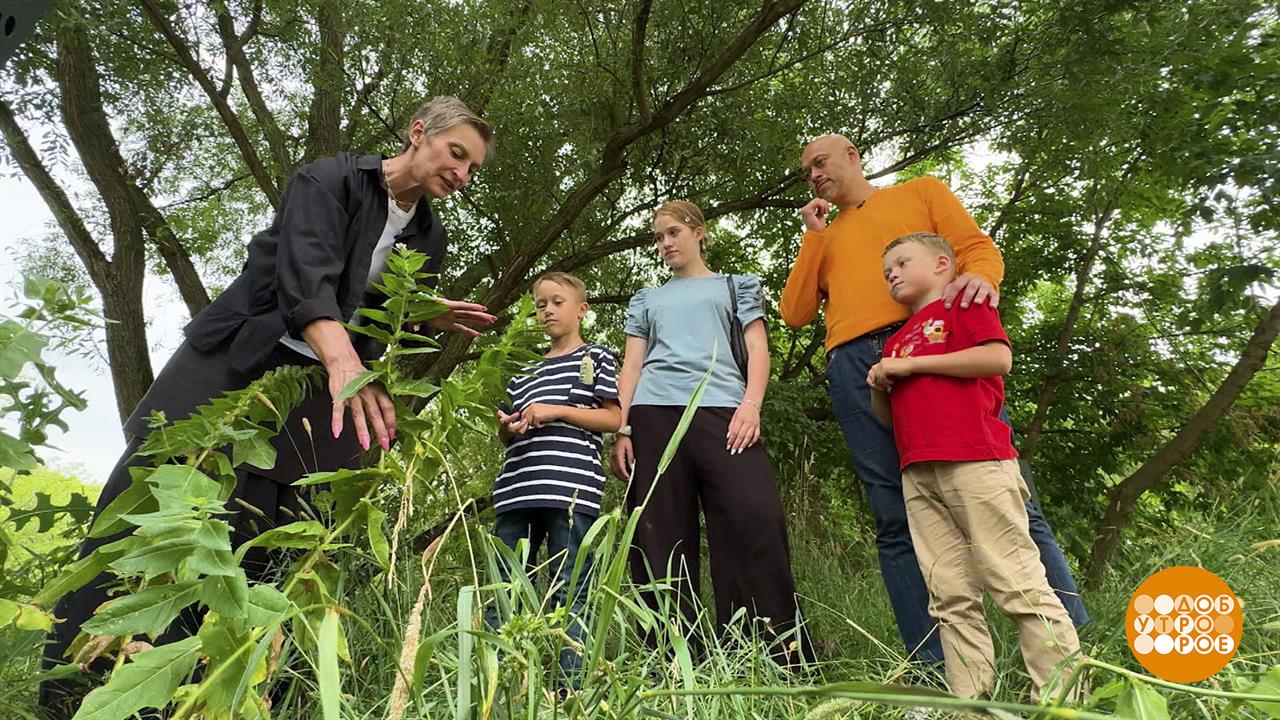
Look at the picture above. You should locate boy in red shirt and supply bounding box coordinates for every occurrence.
[867,232,1081,701]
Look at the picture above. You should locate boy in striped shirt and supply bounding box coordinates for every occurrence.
[492,271,621,686]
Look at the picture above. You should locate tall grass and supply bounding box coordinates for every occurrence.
[252,468,1280,720]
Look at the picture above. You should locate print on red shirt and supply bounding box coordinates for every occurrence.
[883,299,1018,470]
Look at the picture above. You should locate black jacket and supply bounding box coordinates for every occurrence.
[185,152,448,374]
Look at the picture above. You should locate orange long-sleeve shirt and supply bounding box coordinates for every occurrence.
[780,175,1005,352]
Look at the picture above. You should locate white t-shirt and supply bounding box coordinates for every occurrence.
[280,197,416,360]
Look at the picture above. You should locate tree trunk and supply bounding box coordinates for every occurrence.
[1085,296,1280,587]
[57,20,156,421]
[97,276,154,422]
[305,0,345,162]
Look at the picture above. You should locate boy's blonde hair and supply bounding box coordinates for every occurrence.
[884,232,956,267]
[531,271,588,303]
[654,200,716,248]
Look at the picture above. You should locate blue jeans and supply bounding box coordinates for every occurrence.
[489,508,594,684]
[826,328,1089,665]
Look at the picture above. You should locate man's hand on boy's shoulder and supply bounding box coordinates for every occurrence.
[520,403,564,429]
[943,273,999,310]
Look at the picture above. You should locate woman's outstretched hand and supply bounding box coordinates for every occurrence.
[418,299,498,336]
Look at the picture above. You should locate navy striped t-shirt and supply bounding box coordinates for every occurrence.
[494,344,619,516]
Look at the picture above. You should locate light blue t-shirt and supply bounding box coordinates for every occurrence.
[624,273,765,408]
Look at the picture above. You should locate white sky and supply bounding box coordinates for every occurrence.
[0,174,189,483]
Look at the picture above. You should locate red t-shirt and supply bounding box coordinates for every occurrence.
[883,298,1018,470]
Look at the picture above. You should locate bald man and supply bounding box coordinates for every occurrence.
[780,135,1088,671]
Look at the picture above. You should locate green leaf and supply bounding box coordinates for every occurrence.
[82,581,202,638]
[110,537,200,579]
[354,307,391,325]
[334,369,381,403]
[145,465,221,509]
[362,499,389,570]
[232,433,277,471]
[7,490,94,532]
[456,586,475,720]
[317,607,342,720]
[236,520,327,559]
[243,585,293,627]
[33,544,124,607]
[0,321,46,377]
[186,519,239,577]
[411,627,453,696]
[0,597,56,631]
[72,636,201,720]
[1243,667,1280,716]
[1116,680,1170,720]
[393,378,440,399]
[0,431,38,472]
[202,570,249,618]
[90,479,157,538]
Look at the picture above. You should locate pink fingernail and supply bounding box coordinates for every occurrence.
[360,437,370,451]
[332,425,340,438]
[381,438,390,451]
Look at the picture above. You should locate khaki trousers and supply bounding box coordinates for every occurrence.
[902,459,1081,700]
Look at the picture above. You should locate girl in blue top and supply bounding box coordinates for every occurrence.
[610,200,811,663]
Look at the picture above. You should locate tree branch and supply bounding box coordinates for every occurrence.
[1087,295,1280,586]
[138,0,283,207]
[0,99,110,281]
[212,0,290,186]
[630,0,653,122]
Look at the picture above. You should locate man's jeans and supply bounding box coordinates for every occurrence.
[825,326,1089,665]
[488,508,594,684]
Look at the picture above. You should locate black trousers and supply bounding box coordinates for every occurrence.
[626,405,813,663]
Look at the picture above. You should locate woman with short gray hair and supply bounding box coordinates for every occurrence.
[41,96,496,714]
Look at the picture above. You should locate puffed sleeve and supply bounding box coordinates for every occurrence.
[624,288,651,338]
[734,274,766,327]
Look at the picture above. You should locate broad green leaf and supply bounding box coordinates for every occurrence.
[0,597,55,631]
[1116,680,1170,720]
[0,431,38,472]
[34,541,128,607]
[7,490,94,532]
[72,636,201,720]
[362,499,389,570]
[110,537,201,579]
[232,433,277,471]
[317,607,342,720]
[1243,666,1280,716]
[334,369,381,403]
[82,581,202,637]
[393,378,440,399]
[202,570,249,619]
[294,467,385,487]
[243,585,293,627]
[456,586,475,720]
[236,520,327,560]
[145,465,221,509]
[90,480,157,538]
[353,307,391,325]
[186,519,238,577]
[411,627,453,696]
